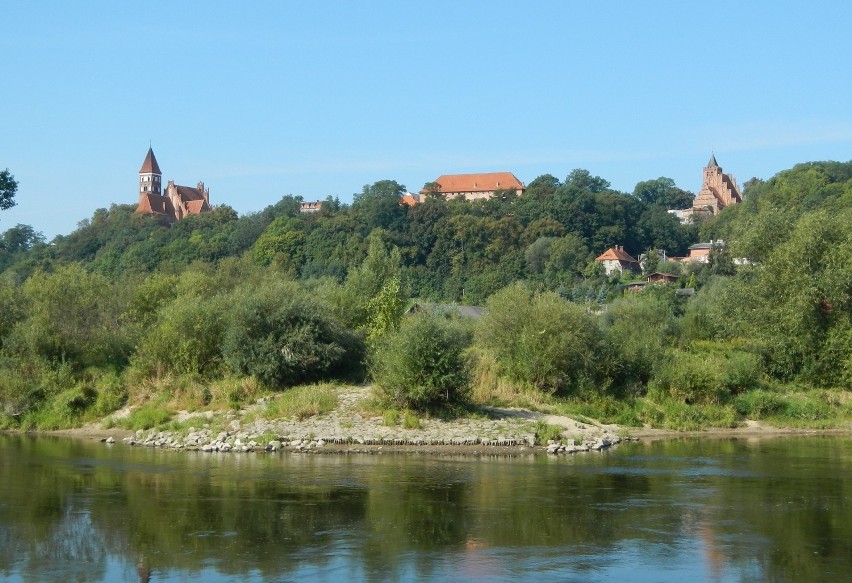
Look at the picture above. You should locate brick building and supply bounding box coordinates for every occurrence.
[136,147,210,222]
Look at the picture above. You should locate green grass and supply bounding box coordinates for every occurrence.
[259,383,339,421]
[117,404,174,431]
[382,409,399,426]
[402,410,421,429]
[533,420,564,445]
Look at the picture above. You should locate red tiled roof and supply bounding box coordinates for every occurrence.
[184,199,208,214]
[136,193,174,217]
[174,185,206,201]
[595,247,638,263]
[421,172,525,194]
[400,194,419,206]
[139,147,161,175]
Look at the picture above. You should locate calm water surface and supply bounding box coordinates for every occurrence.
[1,435,850,582]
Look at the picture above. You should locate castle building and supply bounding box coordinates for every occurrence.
[420,172,525,201]
[135,147,211,222]
[691,154,742,215]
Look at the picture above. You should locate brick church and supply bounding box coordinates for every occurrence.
[691,154,742,215]
[135,147,211,222]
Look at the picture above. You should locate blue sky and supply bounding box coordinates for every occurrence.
[2,1,850,239]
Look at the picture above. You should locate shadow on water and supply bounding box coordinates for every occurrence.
[1,434,851,582]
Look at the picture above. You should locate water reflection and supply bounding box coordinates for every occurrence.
[1,435,851,582]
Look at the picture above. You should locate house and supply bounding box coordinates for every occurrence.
[400,193,421,207]
[685,240,724,263]
[420,172,525,202]
[646,272,679,284]
[626,281,647,292]
[595,246,640,276]
[300,201,324,213]
[135,147,210,222]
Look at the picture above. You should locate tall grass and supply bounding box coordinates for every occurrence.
[258,384,339,421]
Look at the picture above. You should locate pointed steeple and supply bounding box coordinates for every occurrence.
[707,153,719,168]
[139,147,161,175]
[139,147,162,197]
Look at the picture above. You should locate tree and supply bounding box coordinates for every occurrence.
[565,169,610,193]
[352,180,408,235]
[0,169,17,212]
[633,177,694,209]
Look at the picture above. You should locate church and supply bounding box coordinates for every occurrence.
[691,154,742,215]
[135,147,211,222]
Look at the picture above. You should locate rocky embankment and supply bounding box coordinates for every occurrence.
[112,386,630,456]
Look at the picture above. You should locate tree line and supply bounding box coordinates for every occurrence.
[0,161,850,430]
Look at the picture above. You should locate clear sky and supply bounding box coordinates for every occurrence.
[2,1,850,239]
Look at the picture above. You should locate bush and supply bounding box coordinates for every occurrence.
[653,351,725,405]
[133,295,226,378]
[477,283,602,393]
[600,295,679,391]
[733,389,786,418]
[371,312,471,410]
[222,282,364,388]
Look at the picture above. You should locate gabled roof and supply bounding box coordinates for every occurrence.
[184,199,209,214]
[595,247,638,263]
[174,184,207,201]
[136,193,174,217]
[400,193,419,206]
[139,147,161,175]
[422,172,525,194]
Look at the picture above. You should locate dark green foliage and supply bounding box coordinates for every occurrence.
[601,295,679,392]
[0,168,17,211]
[371,313,471,410]
[477,283,602,393]
[222,282,364,388]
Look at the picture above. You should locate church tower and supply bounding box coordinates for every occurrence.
[139,147,162,197]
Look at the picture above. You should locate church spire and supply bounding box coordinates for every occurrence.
[139,147,161,175]
[139,147,162,196]
[707,153,719,168]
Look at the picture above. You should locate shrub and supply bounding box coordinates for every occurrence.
[600,295,679,391]
[371,312,471,410]
[653,351,724,404]
[733,389,786,418]
[533,420,564,444]
[477,283,602,393]
[222,282,365,388]
[133,295,226,378]
[402,410,421,429]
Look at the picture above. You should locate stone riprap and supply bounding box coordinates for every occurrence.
[115,386,628,455]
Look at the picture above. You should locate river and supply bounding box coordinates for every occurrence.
[1,435,850,582]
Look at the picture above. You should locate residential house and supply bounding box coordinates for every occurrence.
[595,246,640,276]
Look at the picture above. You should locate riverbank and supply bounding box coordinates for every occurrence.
[41,385,852,455]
